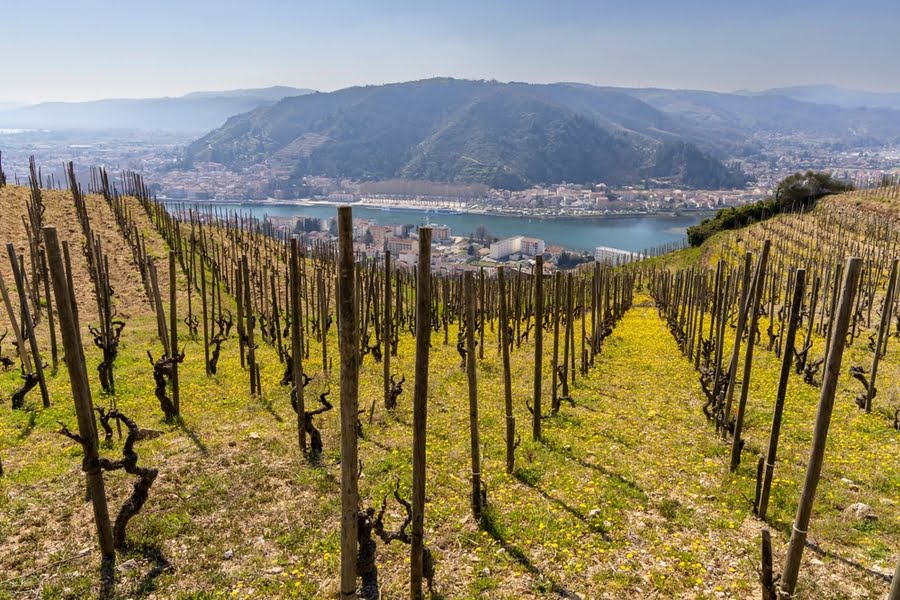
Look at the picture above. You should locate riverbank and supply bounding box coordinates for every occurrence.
[160,196,717,222]
[161,200,703,253]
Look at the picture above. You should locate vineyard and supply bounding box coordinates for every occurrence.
[0,159,898,600]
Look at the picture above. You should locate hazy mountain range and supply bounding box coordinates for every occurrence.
[2,81,898,190]
[185,79,900,190]
[0,86,313,132]
[744,84,900,111]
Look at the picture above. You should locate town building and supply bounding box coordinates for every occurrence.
[489,236,546,260]
[594,246,643,265]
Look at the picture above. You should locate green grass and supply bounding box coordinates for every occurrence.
[0,186,897,598]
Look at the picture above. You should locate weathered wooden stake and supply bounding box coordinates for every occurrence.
[411,226,432,599]
[337,207,359,599]
[42,226,116,571]
[465,272,482,519]
[169,252,180,417]
[532,255,544,440]
[383,250,392,410]
[290,237,306,452]
[866,258,898,412]
[7,244,49,408]
[779,257,862,598]
[730,240,770,471]
[498,267,515,474]
[756,269,806,521]
[889,556,900,600]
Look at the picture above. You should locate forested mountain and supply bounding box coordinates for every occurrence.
[186,79,749,190]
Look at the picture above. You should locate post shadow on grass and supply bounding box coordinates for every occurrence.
[18,406,38,439]
[121,540,174,599]
[478,505,582,599]
[254,393,284,424]
[175,417,209,456]
[537,435,646,498]
[512,470,611,539]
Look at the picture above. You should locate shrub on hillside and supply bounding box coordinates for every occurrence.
[686,172,853,247]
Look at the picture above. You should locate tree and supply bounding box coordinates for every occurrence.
[774,171,853,212]
[364,229,375,245]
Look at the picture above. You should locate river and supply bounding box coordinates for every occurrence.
[174,201,707,253]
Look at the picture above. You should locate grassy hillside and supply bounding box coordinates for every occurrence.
[0,184,897,599]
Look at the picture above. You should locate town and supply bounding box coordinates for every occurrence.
[259,213,651,274]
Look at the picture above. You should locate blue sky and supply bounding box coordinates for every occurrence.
[2,0,899,102]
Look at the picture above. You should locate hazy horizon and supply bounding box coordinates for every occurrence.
[2,79,900,107]
[2,0,899,104]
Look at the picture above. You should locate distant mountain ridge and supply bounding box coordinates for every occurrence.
[186,78,750,190]
[746,84,900,111]
[0,86,314,132]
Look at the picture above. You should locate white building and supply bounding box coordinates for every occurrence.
[594,246,643,265]
[490,236,546,260]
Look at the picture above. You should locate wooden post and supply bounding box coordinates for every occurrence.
[866,258,898,412]
[200,250,210,375]
[7,244,50,408]
[533,255,544,440]
[62,242,81,335]
[169,251,180,417]
[411,226,432,600]
[730,240,770,471]
[290,237,306,451]
[889,556,900,600]
[498,267,515,474]
[42,226,115,566]
[148,259,170,356]
[479,267,485,360]
[551,272,561,413]
[242,255,259,395]
[761,528,776,600]
[337,207,359,599]
[756,269,805,520]
[563,272,573,393]
[465,271,482,519]
[0,273,31,374]
[721,252,752,436]
[779,257,862,598]
[383,250,392,410]
[40,250,58,371]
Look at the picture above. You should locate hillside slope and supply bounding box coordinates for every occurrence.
[0,87,314,132]
[185,79,748,190]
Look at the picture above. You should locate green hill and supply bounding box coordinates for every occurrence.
[185,78,750,190]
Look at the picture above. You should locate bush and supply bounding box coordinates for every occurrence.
[686,172,853,247]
